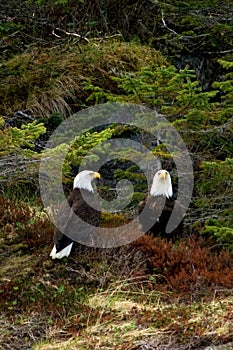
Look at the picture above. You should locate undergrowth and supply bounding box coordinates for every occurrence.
[0,40,166,118]
[1,4,233,349]
[0,197,233,349]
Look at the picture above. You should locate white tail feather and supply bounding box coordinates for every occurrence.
[49,243,73,259]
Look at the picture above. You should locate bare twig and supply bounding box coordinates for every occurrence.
[92,33,123,41]
[203,48,233,55]
[161,9,178,35]
[52,28,89,43]
[180,117,233,135]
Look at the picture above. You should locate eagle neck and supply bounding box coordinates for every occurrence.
[73,178,94,192]
[150,187,172,198]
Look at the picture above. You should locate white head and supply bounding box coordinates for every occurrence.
[150,170,173,198]
[73,170,101,192]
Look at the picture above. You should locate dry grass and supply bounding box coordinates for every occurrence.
[0,197,233,350]
[33,286,233,350]
[1,40,167,118]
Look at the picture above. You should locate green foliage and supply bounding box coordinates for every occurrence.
[84,64,218,118]
[84,59,233,164]
[213,59,233,105]
[198,158,233,195]
[196,159,233,248]
[0,118,46,157]
[0,118,46,199]
[114,169,147,193]
[217,59,233,70]
[63,127,114,182]
[201,225,233,252]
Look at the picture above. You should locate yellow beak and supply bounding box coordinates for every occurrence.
[161,172,167,179]
[94,172,101,179]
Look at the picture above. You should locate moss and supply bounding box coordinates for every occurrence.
[130,191,146,207]
[100,212,129,227]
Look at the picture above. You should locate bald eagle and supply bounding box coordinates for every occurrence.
[50,170,101,259]
[138,170,184,240]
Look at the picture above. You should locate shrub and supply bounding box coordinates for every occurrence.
[132,235,233,294]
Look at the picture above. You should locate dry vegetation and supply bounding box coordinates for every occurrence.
[0,40,166,118]
[0,197,233,350]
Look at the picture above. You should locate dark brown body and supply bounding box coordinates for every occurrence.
[54,188,101,253]
[138,195,184,241]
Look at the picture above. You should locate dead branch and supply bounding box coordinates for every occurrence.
[161,9,178,35]
[52,28,89,43]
